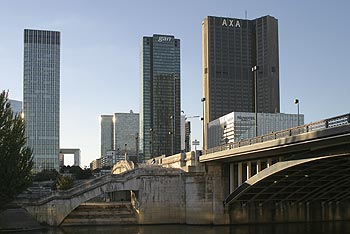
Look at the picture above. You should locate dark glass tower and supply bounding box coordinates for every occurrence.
[23,29,60,172]
[202,15,280,149]
[140,34,181,160]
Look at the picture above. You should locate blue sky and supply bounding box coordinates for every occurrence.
[1,0,349,167]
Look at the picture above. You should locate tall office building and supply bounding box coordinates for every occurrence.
[184,121,191,152]
[202,15,280,149]
[140,34,181,160]
[100,111,139,164]
[23,29,60,172]
[100,115,114,158]
[114,111,139,161]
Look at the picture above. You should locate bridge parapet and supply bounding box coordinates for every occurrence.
[205,113,350,155]
[142,151,199,171]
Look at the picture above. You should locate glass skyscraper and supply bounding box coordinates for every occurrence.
[114,111,139,160]
[100,111,139,164]
[202,15,280,149]
[100,115,114,158]
[140,34,181,160]
[23,29,60,172]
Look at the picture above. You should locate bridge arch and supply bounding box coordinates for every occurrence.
[24,167,183,226]
[224,153,350,205]
[223,153,350,223]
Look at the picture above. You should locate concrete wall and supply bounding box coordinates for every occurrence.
[138,173,186,224]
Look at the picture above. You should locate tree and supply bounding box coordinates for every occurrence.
[33,169,59,182]
[56,176,73,190]
[0,90,33,209]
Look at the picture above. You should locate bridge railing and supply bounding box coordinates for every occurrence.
[204,113,350,155]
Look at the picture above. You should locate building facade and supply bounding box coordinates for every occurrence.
[100,115,114,158]
[185,121,191,152]
[207,112,304,149]
[23,29,60,172]
[140,34,181,160]
[8,99,22,115]
[114,111,139,162]
[202,15,280,149]
[100,111,139,165]
[90,158,102,171]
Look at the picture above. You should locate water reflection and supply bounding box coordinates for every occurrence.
[24,222,350,234]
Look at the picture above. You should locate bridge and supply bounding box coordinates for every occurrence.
[199,113,350,223]
[21,113,350,225]
[22,167,185,226]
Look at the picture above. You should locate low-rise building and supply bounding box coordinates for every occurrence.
[207,111,304,149]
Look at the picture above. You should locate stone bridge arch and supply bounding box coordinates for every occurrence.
[24,167,182,226]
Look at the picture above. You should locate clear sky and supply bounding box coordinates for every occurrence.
[1,0,349,167]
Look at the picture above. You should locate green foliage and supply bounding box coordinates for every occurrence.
[0,90,33,209]
[33,169,59,182]
[56,176,74,190]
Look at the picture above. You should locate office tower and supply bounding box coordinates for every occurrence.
[202,15,280,149]
[140,34,181,160]
[100,111,139,165]
[100,115,114,158]
[185,121,191,152]
[114,111,139,162]
[23,29,60,172]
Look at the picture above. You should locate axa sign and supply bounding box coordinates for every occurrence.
[222,18,241,28]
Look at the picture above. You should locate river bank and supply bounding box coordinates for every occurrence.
[0,208,45,232]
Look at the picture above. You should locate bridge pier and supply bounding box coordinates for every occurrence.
[198,163,230,224]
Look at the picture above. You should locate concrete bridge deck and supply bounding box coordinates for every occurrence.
[201,113,350,163]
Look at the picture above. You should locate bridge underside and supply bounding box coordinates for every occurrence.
[224,153,350,223]
[225,153,350,205]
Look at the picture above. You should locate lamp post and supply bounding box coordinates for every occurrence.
[149,128,153,158]
[294,99,300,126]
[124,143,128,161]
[169,115,174,155]
[252,66,259,137]
[224,124,229,144]
[201,97,206,150]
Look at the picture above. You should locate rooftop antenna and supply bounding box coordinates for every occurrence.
[245,10,248,19]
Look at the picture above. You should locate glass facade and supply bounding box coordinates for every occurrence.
[140,34,181,160]
[100,115,114,158]
[23,29,60,172]
[202,16,280,149]
[114,112,139,161]
[100,112,139,164]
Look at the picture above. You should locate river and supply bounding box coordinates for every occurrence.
[21,222,350,234]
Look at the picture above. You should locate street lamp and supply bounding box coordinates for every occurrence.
[294,99,300,126]
[201,97,206,150]
[224,124,229,144]
[169,115,174,155]
[168,131,173,156]
[124,143,128,161]
[149,128,153,158]
[252,65,259,137]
